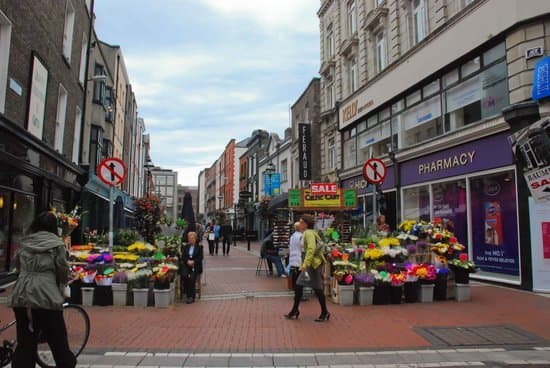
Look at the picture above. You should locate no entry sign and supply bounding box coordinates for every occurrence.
[363,158,387,185]
[97,157,127,186]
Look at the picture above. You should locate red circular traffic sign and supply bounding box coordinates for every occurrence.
[97,157,127,186]
[363,158,387,185]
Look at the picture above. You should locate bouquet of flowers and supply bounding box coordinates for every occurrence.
[354,272,375,287]
[363,243,385,261]
[408,263,437,283]
[390,272,407,287]
[333,260,359,285]
[55,206,81,236]
[448,253,476,272]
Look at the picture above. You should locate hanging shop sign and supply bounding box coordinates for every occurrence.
[532,56,550,100]
[298,123,312,180]
[524,166,550,203]
[310,183,338,195]
[288,188,357,209]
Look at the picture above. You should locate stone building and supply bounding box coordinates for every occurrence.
[318,0,550,288]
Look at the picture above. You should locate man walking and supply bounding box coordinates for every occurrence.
[221,221,233,256]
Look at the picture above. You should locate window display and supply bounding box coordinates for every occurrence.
[403,185,430,222]
[432,180,468,246]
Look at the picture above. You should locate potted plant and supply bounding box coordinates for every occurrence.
[81,270,97,306]
[390,272,406,304]
[333,258,358,306]
[112,271,128,306]
[129,270,152,307]
[354,273,375,306]
[448,253,476,301]
[410,263,437,303]
[153,266,173,308]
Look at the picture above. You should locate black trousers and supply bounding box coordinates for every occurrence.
[182,272,197,300]
[215,238,220,254]
[289,269,328,316]
[208,240,215,255]
[222,236,232,255]
[12,307,76,368]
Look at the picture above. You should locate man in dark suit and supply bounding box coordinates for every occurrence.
[180,232,204,304]
[220,222,233,256]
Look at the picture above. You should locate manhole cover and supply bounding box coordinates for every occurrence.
[415,325,546,346]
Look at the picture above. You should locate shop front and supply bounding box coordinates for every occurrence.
[0,116,85,271]
[400,132,520,284]
[341,166,397,232]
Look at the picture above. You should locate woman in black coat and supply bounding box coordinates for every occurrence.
[179,231,203,304]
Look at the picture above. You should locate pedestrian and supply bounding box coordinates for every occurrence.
[213,220,221,255]
[261,229,287,278]
[9,211,77,368]
[221,221,233,256]
[179,231,204,304]
[285,214,330,322]
[376,214,391,234]
[207,220,215,256]
[288,222,306,298]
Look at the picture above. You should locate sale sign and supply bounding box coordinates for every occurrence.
[524,166,550,203]
[310,183,338,195]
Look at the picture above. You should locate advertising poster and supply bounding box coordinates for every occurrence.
[529,197,550,293]
[26,55,48,139]
[432,181,468,248]
[470,174,519,276]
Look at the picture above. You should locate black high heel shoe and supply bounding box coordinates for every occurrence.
[284,310,300,319]
[314,312,331,322]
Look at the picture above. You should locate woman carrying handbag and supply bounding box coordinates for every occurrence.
[284,214,330,322]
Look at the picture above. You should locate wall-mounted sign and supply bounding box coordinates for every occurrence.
[339,94,375,130]
[26,55,48,139]
[525,46,544,60]
[298,123,311,180]
[289,188,357,209]
[310,183,338,195]
[532,56,550,101]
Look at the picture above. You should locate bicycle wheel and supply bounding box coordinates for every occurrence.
[36,304,90,368]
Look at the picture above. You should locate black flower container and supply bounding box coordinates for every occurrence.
[390,285,403,304]
[373,283,391,305]
[434,274,448,301]
[404,281,419,303]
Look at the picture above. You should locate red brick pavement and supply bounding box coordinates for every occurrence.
[0,243,548,353]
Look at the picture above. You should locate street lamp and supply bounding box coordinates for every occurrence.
[265,162,276,196]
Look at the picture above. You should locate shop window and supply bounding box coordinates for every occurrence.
[443,68,459,87]
[403,185,430,222]
[432,180,468,245]
[402,95,442,147]
[54,84,68,153]
[483,42,505,65]
[392,99,404,114]
[62,0,75,62]
[480,61,508,119]
[406,90,421,106]
[423,79,440,97]
[343,136,357,169]
[444,75,481,130]
[10,193,36,265]
[0,10,12,114]
[358,119,396,159]
[469,171,520,278]
[367,114,378,128]
[461,57,480,78]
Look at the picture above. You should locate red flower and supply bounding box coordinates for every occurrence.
[434,233,442,240]
[368,243,376,250]
[449,236,457,244]
[433,217,442,225]
[459,253,468,262]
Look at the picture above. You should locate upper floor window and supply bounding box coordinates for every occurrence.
[413,0,427,45]
[376,31,387,72]
[328,137,336,170]
[93,64,106,103]
[349,56,358,93]
[281,159,288,182]
[375,0,385,7]
[326,25,334,58]
[326,79,335,109]
[62,0,75,62]
[78,33,87,84]
[348,0,357,35]
[54,84,68,153]
[0,10,11,115]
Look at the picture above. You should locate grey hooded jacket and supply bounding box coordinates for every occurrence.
[9,231,70,310]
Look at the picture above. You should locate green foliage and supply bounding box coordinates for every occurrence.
[134,196,161,243]
[114,229,140,246]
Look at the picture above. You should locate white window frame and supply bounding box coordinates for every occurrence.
[78,33,87,84]
[62,0,75,62]
[326,25,334,58]
[72,106,81,163]
[349,56,357,93]
[348,0,357,36]
[0,10,12,114]
[55,84,68,153]
[326,80,334,109]
[376,31,387,72]
[328,137,336,170]
[413,0,427,45]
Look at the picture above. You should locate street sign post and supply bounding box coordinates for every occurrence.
[97,157,127,251]
[363,158,387,185]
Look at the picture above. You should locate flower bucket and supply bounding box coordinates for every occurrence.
[404,282,419,303]
[358,286,374,306]
[112,283,128,306]
[420,284,434,303]
[154,289,171,308]
[453,269,470,284]
[434,274,448,301]
[390,286,403,304]
[338,284,355,306]
[373,284,391,305]
[81,287,94,306]
[455,283,471,302]
[132,288,149,308]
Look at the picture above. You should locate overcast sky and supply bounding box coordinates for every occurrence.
[94,0,320,186]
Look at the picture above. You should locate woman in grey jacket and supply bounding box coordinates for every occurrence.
[9,211,76,368]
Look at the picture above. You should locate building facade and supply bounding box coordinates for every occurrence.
[319,0,550,287]
[151,167,178,222]
[0,0,90,270]
[197,169,207,222]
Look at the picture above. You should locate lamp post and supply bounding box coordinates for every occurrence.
[265,162,276,196]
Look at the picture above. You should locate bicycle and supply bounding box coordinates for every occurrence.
[0,297,90,368]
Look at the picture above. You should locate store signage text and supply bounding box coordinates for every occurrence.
[298,123,312,180]
[342,99,374,124]
[289,189,357,208]
[310,183,338,195]
[418,151,476,175]
[524,166,550,203]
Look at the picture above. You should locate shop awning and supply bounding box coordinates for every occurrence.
[267,193,288,213]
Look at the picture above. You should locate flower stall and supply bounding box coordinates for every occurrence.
[319,216,476,306]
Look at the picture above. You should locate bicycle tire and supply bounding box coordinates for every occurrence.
[36,304,90,368]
